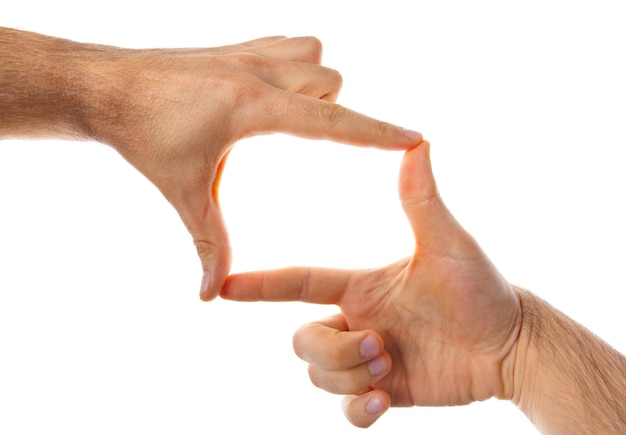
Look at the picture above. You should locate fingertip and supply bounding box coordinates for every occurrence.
[401,128,424,143]
[199,270,220,301]
[419,139,431,154]
[199,270,211,300]
[199,291,217,301]
[342,390,390,428]
[371,124,425,150]
[365,393,389,416]
[405,138,430,155]
[358,331,386,363]
[218,275,234,300]
[359,334,382,359]
[399,139,436,203]
[198,250,231,302]
[194,234,232,302]
[380,124,424,151]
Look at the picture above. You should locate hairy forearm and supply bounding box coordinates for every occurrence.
[513,288,626,434]
[0,27,123,141]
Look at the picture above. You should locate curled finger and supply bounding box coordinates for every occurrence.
[246,36,324,63]
[307,352,391,395]
[342,389,391,428]
[293,314,385,369]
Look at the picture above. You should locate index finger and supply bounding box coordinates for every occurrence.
[220,266,353,304]
[254,91,423,151]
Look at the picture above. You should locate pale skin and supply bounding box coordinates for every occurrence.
[5,26,625,434]
[0,27,422,300]
[222,141,626,433]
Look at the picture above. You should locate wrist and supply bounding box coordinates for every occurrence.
[59,40,134,147]
[495,286,547,426]
[0,27,132,143]
[507,287,626,433]
[509,287,540,413]
[0,28,86,139]
[490,284,525,403]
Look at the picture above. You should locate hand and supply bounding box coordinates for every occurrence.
[81,35,423,301]
[221,141,522,427]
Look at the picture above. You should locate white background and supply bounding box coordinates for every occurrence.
[2,1,625,434]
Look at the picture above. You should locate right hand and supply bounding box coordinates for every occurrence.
[222,141,522,427]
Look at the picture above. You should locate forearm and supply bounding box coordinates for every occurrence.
[0,27,120,141]
[513,287,626,434]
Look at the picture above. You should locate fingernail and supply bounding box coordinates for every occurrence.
[368,355,388,377]
[360,335,380,359]
[402,128,423,142]
[199,271,211,299]
[366,396,385,414]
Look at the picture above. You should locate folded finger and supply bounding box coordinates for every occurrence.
[164,36,289,56]
[293,314,385,370]
[237,35,290,48]
[179,36,323,62]
[273,61,342,101]
[230,37,337,100]
[246,36,323,64]
[342,389,390,428]
[231,57,342,102]
[308,351,391,395]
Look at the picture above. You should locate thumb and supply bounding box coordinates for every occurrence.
[398,141,459,252]
[197,154,233,302]
[173,154,233,302]
[195,198,232,301]
[170,186,231,301]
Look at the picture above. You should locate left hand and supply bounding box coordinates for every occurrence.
[81,35,423,300]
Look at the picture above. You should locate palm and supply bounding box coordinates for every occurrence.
[222,141,521,414]
[340,243,519,407]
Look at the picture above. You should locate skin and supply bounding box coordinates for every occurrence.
[6,27,624,433]
[0,27,423,301]
[222,141,522,422]
[222,141,626,433]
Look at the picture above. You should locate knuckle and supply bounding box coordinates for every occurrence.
[375,119,394,139]
[297,267,312,303]
[308,365,364,395]
[193,238,223,264]
[201,71,264,107]
[328,332,349,369]
[316,103,346,131]
[292,324,310,361]
[299,36,323,61]
[193,239,215,258]
[228,52,267,70]
[308,370,361,395]
[234,83,267,106]
[329,353,346,372]
[326,68,343,92]
[308,365,325,389]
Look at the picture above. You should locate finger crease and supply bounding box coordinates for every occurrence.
[299,267,312,302]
